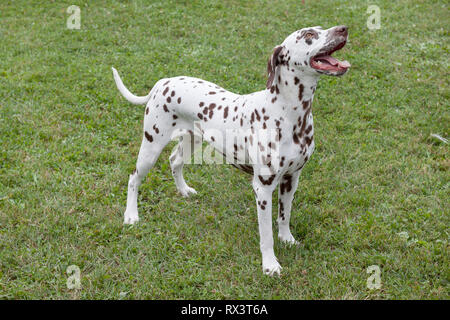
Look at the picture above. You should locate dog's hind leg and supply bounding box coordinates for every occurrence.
[123,131,170,225]
[169,133,200,197]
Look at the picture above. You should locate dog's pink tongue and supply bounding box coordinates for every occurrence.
[320,56,351,68]
[318,56,338,66]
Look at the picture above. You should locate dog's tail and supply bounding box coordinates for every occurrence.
[111,67,151,105]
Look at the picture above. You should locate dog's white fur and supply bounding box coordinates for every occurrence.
[113,26,350,276]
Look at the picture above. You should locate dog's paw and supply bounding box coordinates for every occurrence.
[278,233,300,246]
[123,212,139,225]
[179,186,197,197]
[262,260,282,276]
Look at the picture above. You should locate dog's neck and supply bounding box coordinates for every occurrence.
[267,66,319,116]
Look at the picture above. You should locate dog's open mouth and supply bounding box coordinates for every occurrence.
[310,41,351,74]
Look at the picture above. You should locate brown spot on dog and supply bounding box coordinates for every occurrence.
[162,87,169,96]
[163,104,169,113]
[177,97,182,104]
[298,83,304,101]
[224,106,229,118]
[254,110,261,122]
[166,96,171,103]
[275,128,282,141]
[145,107,149,115]
[171,90,175,97]
[300,107,311,135]
[258,174,276,186]
[144,131,153,142]
[293,132,300,144]
[279,198,285,220]
[280,175,292,195]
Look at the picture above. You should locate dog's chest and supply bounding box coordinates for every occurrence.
[281,110,315,174]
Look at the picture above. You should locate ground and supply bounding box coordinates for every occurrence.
[0,0,448,299]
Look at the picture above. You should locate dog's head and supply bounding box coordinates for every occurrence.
[267,26,351,88]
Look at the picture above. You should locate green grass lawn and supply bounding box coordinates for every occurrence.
[0,0,448,299]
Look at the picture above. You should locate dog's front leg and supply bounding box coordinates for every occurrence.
[252,177,281,276]
[278,171,301,245]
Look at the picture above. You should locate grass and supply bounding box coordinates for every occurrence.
[0,0,448,299]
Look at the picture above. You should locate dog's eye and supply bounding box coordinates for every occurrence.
[305,32,314,39]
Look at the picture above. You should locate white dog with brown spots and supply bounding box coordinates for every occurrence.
[112,25,350,276]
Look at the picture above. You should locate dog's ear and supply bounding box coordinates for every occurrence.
[266,45,284,89]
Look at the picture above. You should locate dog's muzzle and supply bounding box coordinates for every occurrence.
[310,25,351,75]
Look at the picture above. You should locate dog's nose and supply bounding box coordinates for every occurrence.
[335,25,348,37]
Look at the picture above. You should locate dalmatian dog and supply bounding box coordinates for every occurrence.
[112,25,350,276]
